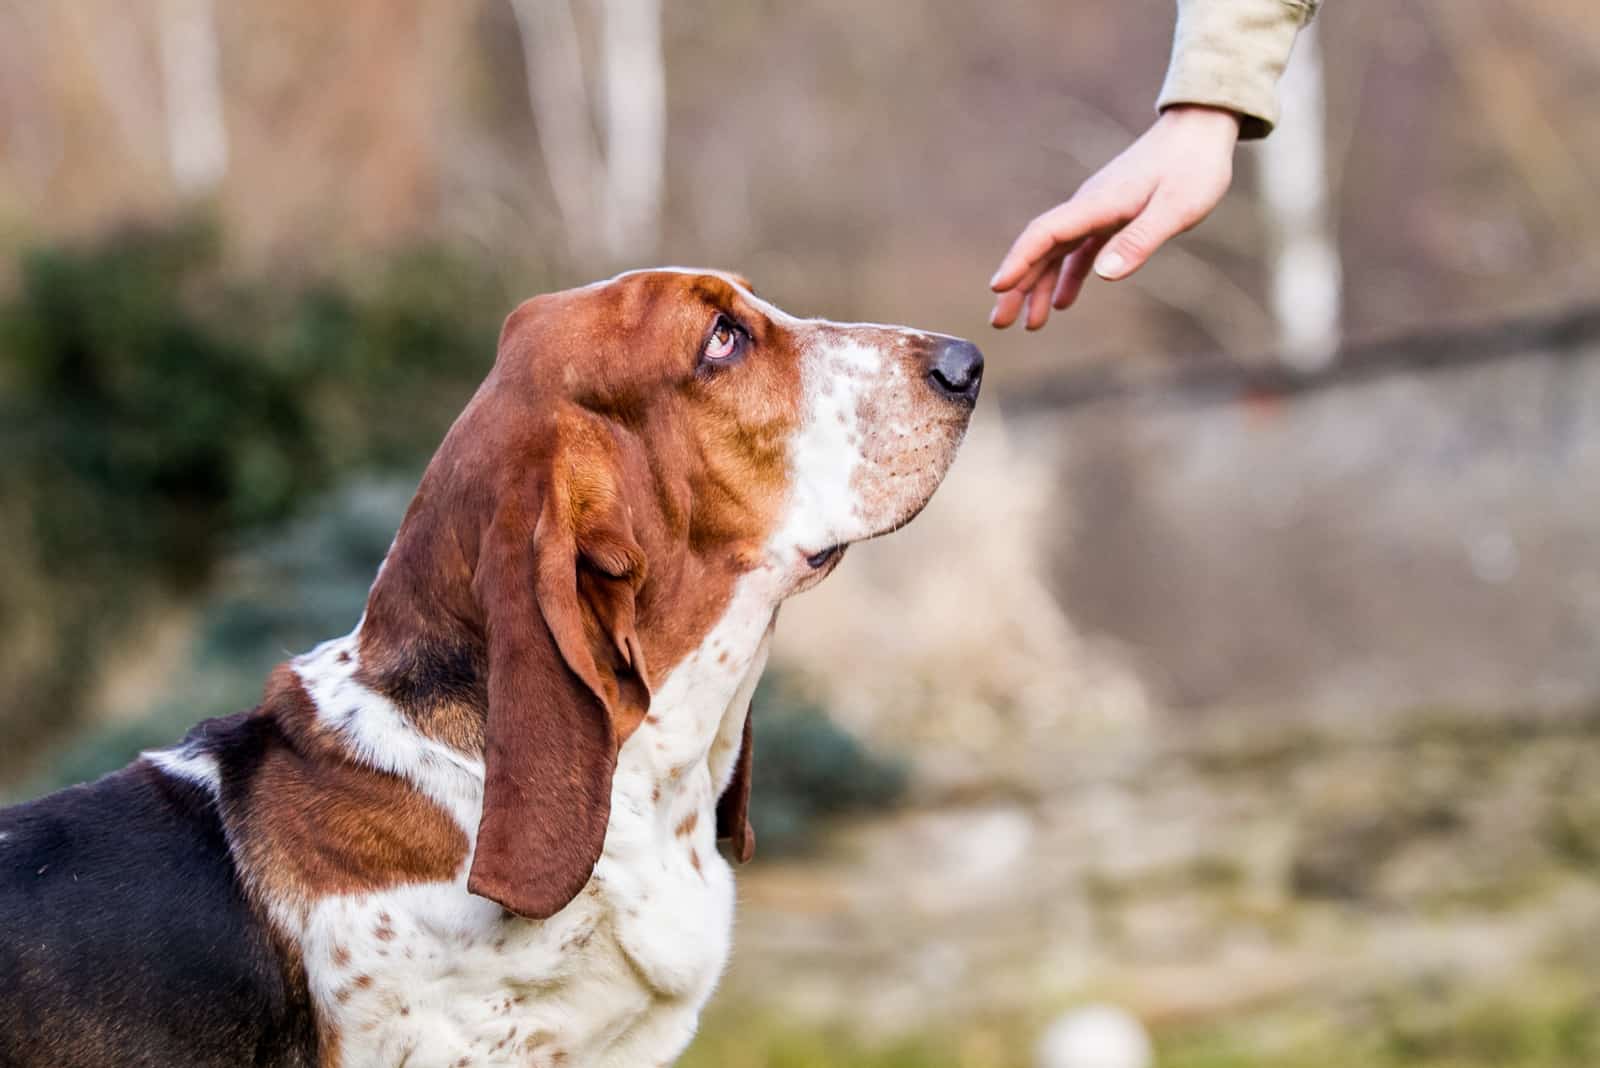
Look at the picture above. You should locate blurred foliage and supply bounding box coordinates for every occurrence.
[0,220,507,772]
[6,222,310,581]
[748,677,909,857]
[12,478,410,800]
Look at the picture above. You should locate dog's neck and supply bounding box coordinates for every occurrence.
[292,569,778,850]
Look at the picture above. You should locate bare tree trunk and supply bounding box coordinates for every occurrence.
[510,0,665,269]
[1427,0,1600,248]
[0,4,62,207]
[158,0,228,197]
[1254,21,1341,371]
[598,0,664,261]
[510,0,604,268]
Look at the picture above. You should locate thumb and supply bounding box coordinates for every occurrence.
[1093,194,1191,281]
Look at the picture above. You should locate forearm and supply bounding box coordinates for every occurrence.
[1157,0,1320,139]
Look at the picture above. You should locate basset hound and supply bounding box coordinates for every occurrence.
[0,269,982,1068]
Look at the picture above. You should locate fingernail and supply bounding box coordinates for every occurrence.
[988,306,1000,326]
[1094,250,1125,279]
[988,270,1003,289]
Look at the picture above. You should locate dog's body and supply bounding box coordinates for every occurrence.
[0,270,980,1067]
[0,756,318,1067]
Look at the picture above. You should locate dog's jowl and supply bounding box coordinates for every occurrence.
[0,269,981,1068]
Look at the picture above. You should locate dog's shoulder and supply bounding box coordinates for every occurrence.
[0,715,318,1068]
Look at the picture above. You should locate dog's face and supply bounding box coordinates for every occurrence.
[360,269,980,918]
[496,268,981,597]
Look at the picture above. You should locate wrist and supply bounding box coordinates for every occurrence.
[1158,104,1243,145]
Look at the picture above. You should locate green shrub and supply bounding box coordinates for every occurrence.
[15,478,410,798]
[748,676,908,857]
[0,221,506,773]
[4,222,316,581]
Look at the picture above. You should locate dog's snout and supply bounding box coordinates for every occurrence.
[925,339,984,403]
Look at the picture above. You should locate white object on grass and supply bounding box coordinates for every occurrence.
[1036,1003,1154,1068]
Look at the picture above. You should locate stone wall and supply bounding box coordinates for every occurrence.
[1034,306,1600,719]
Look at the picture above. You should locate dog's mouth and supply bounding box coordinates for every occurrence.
[804,544,844,570]
[784,543,849,595]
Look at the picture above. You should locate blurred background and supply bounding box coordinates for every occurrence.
[3,0,1599,1064]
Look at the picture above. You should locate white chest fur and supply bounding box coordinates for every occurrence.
[290,574,778,1068]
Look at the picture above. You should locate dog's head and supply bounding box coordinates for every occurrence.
[360,269,981,918]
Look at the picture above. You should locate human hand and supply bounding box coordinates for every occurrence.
[988,105,1241,330]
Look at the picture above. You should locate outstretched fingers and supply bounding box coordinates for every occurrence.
[1051,234,1108,311]
[989,191,1124,293]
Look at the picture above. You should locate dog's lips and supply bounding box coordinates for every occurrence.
[788,544,848,592]
[804,545,843,570]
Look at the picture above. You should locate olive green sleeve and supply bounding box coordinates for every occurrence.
[1157,0,1320,139]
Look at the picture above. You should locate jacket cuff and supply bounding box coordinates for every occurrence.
[1157,0,1318,140]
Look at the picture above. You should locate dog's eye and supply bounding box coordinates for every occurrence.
[702,317,743,364]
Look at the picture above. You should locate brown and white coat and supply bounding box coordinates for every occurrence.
[0,269,982,1068]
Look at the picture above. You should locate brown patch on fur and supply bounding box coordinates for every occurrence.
[318,1017,345,1068]
[358,270,803,721]
[520,1030,557,1054]
[223,669,468,908]
[675,811,698,837]
[491,1025,521,1053]
[331,943,351,968]
[560,927,595,952]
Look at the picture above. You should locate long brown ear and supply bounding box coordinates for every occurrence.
[466,444,650,919]
[716,706,756,864]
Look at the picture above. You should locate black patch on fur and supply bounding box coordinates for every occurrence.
[0,745,317,1068]
[372,636,488,718]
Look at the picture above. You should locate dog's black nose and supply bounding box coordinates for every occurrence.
[925,338,984,403]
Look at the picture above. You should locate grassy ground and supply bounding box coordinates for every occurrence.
[685,973,1600,1068]
[681,707,1600,1068]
